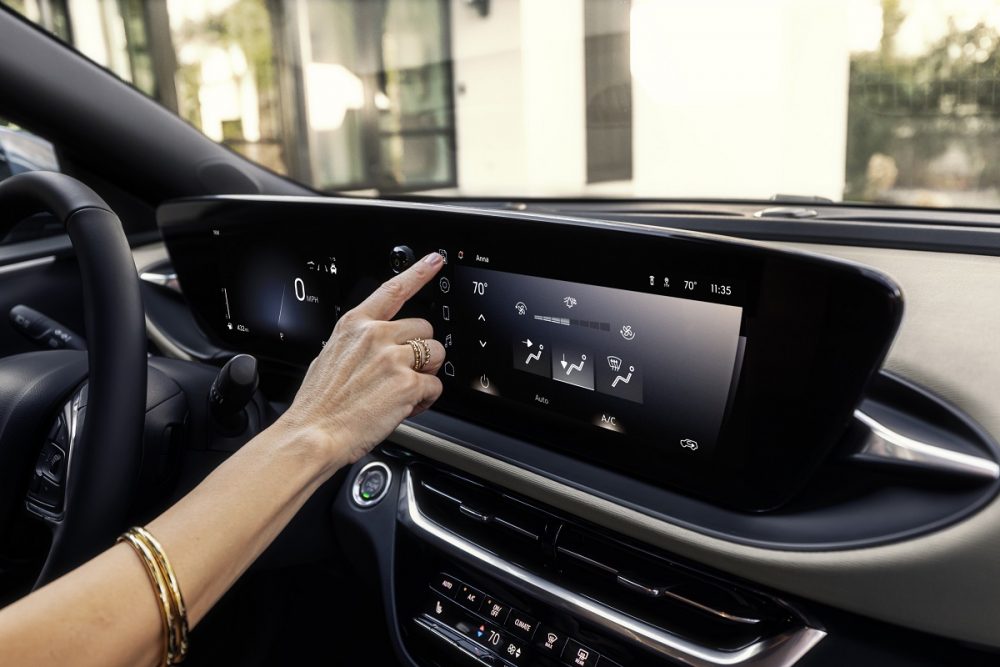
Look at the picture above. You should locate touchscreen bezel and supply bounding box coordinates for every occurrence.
[160,197,902,510]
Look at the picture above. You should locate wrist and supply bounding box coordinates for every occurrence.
[266,415,351,482]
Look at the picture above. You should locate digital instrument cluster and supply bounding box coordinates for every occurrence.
[214,228,342,361]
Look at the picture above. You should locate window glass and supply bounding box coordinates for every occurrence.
[0,118,59,180]
[0,116,62,244]
[585,0,631,184]
[169,0,286,174]
[9,0,1000,209]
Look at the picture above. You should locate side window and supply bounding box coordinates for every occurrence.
[0,118,60,181]
[0,117,63,244]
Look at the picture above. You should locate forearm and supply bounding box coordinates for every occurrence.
[146,419,340,625]
[0,421,340,667]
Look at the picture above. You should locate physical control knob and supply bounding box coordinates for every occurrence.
[390,245,415,273]
[209,354,259,432]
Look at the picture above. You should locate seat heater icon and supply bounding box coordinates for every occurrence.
[607,356,634,387]
[561,353,586,376]
[523,339,543,365]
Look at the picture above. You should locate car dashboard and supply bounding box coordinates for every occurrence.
[156,196,1000,667]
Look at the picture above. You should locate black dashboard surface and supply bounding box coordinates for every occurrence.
[159,197,902,511]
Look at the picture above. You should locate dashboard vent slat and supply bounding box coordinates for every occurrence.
[409,464,798,653]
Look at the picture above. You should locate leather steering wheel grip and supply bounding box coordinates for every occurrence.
[0,171,147,585]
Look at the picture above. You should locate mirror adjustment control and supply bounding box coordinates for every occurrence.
[351,461,392,507]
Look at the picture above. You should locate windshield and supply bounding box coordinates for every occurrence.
[7,0,1000,209]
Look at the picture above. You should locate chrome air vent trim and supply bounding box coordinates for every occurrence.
[399,469,826,667]
[0,255,55,274]
[853,410,1000,481]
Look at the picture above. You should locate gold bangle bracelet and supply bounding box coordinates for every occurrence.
[118,531,173,667]
[132,527,189,662]
[118,527,189,665]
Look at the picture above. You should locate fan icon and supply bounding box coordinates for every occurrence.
[514,301,527,315]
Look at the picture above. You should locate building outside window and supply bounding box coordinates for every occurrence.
[584,0,632,184]
[270,0,456,191]
[7,0,1000,210]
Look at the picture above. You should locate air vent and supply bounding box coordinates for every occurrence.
[415,466,553,570]
[553,525,790,650]
[845,372,1000,484]
[409,463,805,654]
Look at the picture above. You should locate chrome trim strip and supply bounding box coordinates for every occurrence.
[145,314,194,362]
[420,480,464,505]
[0,255,55,275]
[26,385,83,520]
[560,546,618,575]
[139,269,181,294]
[413,616,497,667]
[399,470,826,667]
[132,243,193,361]
[854,410,1000,481]
[493,516,539,541]
[62,389,84,517]
[659,586,762,626]
[613,573,761,625]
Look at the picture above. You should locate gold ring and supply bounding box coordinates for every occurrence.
[418,338,431,368]
[406,339,426,371]
[407,340,421,370]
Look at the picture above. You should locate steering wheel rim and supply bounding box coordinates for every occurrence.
[0,171,146,586]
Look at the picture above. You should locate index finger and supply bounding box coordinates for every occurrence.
[354,251,445,321]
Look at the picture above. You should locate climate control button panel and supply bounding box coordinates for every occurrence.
[418,572,622,667]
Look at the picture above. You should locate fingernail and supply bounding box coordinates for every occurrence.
[423,252,443,266]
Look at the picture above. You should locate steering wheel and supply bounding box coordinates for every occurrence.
[0,171,146,587]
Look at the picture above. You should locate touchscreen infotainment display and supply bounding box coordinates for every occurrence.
[444,264,745,456]
[211,226,748,456]
[162,197,902,508]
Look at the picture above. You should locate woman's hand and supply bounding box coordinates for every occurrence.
[0,253,447,667]
[277,252,446,471]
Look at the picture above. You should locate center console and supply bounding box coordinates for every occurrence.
[333,451,825,667]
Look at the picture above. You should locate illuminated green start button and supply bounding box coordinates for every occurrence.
[352,462,392,507]
[358,468,387,501]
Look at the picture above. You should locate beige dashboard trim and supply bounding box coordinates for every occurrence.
[392,242,1000,649]
[131,242,194,361]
